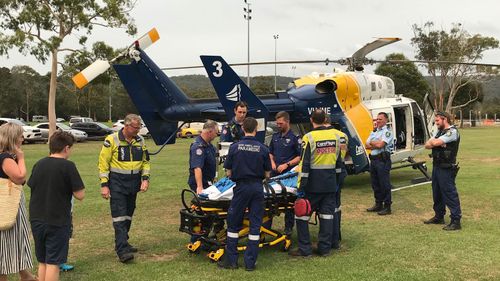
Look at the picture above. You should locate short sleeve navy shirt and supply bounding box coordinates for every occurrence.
[188,136,217,188]
[224,136,271,181]
[268,130,301,172]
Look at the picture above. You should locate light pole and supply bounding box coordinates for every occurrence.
[273,34,279,92]
[469,110,472,127]
[244,0,252,86]
[292,66,296,78]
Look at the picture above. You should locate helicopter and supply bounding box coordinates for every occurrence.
[72,29,438,184]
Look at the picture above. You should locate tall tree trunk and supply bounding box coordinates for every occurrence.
[48,49,58,138]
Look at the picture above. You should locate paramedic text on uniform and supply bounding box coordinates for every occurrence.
[289,109,340,257]
[220,117,271,271]
[220,101,248,143]
[424,111,462,231]
[365,112,394,216]
[98,114,150,263]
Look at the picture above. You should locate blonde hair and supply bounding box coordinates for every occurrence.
[0,123,23,154]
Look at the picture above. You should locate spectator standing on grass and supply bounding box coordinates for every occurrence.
[28,131,85,281]
[0,123,37,281]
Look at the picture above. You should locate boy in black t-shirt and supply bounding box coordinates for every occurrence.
[28,131,85,281]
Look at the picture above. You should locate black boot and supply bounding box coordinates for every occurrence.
[377,203,391,215]
[366,202,383,212]
[423,216,445,224]
[443,220,461,231]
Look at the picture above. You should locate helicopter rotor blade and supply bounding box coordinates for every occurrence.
[72,28,160,89]
[161,59,341,71]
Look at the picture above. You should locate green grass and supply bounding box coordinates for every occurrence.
[13,128,500,280]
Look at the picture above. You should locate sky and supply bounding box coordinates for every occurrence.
[2,0,500,78]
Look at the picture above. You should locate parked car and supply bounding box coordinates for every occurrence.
[70,122,113,138]
[0,118,43,143]
[177,122,203,138]
[33,122,88,142]
[69,117,93,126]
[32,115,48,122]
[112,119,150,137]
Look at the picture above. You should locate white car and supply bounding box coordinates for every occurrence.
[0,118,43,143]
[33,122,88,142]
[112,119,150,137]
[69,117,93,126]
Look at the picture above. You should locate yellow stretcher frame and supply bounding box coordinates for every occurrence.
[180,188,295,262]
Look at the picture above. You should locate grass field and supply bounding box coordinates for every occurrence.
[13,127,500,281]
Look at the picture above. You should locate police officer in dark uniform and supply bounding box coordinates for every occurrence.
[268,111,301,235]
[188,120,219,194]
[220,117,271,271]
[365,112,394,216]
[289,109,340,257]
[424,111,462,231]
[220,101,248,142]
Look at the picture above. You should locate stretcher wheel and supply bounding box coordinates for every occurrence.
[187,241,202,253]
[282,239,292,252]
[208,248,224,262]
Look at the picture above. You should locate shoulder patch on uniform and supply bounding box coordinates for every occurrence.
[446,130,452,137]
[385,131,391,137]
[103,139,111,147]
[196,148,203,155]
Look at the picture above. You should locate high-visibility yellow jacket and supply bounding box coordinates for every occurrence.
[98,130,150,186]
[330,127,348,171]
[298,126,340,193]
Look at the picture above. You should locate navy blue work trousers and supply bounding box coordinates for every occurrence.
[225,181,264,268]
[109,173,140,256]
[431,166,462,221]
[295,192,336,255]
[370,158,392,204]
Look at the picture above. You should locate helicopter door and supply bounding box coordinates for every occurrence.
[392,105,412,151]
[411,102,426,146]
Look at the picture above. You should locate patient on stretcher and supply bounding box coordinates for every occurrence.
[198,169,298,201]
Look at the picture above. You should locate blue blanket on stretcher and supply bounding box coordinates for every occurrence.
[198,170,298,201]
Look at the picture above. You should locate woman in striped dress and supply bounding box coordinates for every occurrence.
[0,123,36,281]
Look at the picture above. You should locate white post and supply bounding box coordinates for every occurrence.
[273,34,279,92]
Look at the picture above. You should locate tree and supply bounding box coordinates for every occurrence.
[0,0,136,136]
[60,41,119,119]
[411,22,499,114]
[375,53,431,106]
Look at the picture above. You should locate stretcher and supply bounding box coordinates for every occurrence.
[179,171,298,262]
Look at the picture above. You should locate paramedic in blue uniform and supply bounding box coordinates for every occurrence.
[365,112,394,215]
[220,101,248,142]
[188,120,219,194]
[268,111,301,235]
[424,111,462,231]
[289,109,340,257]
[220,117,271,271]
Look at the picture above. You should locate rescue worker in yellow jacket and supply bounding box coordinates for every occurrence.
[324,117,348,250]
[289,109,341,257]
[98,114,150,263]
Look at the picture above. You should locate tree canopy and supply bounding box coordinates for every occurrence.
[0,0,136,136]
[375,53,430,106]
[411,22,499,113]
